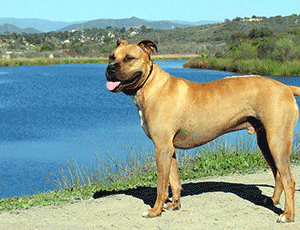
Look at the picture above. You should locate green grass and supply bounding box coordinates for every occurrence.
[1,136,300,212]
[152,55,196,61]
[183,57,300,76]
[0,55,194,67]
[0,57,109,67]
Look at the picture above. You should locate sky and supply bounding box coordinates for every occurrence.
[1,0,299,23]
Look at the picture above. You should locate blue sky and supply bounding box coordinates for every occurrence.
[1,0,299,22]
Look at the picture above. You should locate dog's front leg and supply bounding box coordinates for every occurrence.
[164,156,182,211]
[142,143,175,218]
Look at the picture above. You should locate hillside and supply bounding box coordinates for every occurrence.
[58,17,191,31]
[0,14,299,59]
[128,14,300,44]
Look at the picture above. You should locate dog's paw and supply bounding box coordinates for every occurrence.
[163,203,168,209]
[277,213,293,223]
[142,211,152,218]
[163,202,181,211]
[142,209,161,218]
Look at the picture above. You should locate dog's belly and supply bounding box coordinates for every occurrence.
[172,116,254,149]
[173,127,223,149]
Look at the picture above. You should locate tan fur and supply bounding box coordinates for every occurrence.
[106,39,300,223]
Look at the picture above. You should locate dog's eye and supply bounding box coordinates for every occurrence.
[124,56,135,62]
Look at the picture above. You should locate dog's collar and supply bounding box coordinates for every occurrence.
[123,61,154,96]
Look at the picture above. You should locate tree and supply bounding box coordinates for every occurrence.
[232,17,243,21]
[141,25,148,33]
[120,27,126,33]
[249,27,273,39]
[40,42,55,51]
[230,32,247,42]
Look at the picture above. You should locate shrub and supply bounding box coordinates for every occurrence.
[249,27,273,39]
[230,42,258,60]
[40,42,55,52]
[257,39,276,59]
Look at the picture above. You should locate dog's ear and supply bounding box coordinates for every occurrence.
[117,38,128,47]
[137,39,158,56]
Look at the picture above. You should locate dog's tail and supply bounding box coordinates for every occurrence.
[289,86,300,97]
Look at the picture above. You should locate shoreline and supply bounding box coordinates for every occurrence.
[0,55,197,67]
[3,55,299,77]
[183,57,300,77]
[1,165,300,229]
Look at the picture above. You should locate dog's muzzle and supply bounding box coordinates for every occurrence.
[105,62,153,95]
[106,63,122,92]
[106,62,119,77]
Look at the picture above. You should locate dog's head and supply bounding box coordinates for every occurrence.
[105,39,157,95]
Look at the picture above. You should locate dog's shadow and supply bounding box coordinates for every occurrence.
[93,181,288,215]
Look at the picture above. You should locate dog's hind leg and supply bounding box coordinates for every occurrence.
[257,128,283,206]
[258,115,296,222]
[269,135,295,223]
[164,153,182,211]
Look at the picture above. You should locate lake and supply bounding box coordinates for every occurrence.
[0,60,299,198]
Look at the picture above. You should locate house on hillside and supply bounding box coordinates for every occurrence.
[243,18,263,22]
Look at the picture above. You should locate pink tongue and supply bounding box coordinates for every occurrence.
[106,81,121,91]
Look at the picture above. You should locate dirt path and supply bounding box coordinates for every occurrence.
[1,165,300,229]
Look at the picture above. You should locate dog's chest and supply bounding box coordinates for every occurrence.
[130,95,150,136]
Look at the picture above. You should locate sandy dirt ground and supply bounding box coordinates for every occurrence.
[1,165,300,230]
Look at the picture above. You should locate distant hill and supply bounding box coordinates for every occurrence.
[0,24,41,34]
[58,17,193,31]
[0,17,221,34]
[0,18,83,33]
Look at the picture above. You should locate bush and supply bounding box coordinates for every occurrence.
[257,39,276,59]
[40,42,55,52]
[249,27,273,39]
[230,32,247,43]
[229,42,257,60]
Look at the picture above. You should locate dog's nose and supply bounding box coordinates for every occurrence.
[106,62,119,76]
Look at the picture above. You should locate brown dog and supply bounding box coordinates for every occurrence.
[105,38,300,223]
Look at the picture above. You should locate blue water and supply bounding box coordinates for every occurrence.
[0,60,299,198]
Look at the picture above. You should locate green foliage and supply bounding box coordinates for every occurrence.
[257,38,276,59]
[230,41,258,60]
[230,32,247,43]
[184,57,300,76]
[222,24,300,64]
[248,27,273,39]
[40,42,55,52]
[0,57,108,67]
[288,28,300,35]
